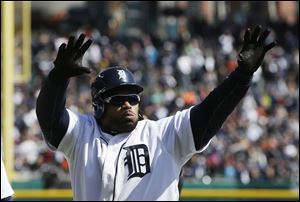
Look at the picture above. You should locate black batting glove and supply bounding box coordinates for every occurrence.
[49,34,93,81]
[237,25,277,74]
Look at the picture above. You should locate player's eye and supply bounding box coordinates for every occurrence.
[105,94,140,107]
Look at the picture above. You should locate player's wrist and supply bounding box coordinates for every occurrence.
[235,66,255,76]
[48,67,71,83]
[232,67,253,86]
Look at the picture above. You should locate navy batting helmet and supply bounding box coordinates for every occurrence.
[91,66,143,119]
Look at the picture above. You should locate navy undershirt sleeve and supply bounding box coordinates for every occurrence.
[36,74,70,150]
[190,68,253,150]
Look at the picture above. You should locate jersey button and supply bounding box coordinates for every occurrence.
[107,175,112,181]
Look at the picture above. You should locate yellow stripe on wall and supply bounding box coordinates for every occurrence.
[13,189,299,199]
[14,189,72,199]
[180,188,299,199]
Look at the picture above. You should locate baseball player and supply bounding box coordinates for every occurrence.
[1,141,14,201]
[36,25,276,201]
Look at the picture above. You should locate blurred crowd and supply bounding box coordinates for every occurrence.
[11,14,298,189]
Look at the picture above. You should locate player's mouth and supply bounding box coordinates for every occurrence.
[123,111,136,117]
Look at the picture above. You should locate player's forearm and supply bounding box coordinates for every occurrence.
[36,75,70,149]
[190,67,252,150]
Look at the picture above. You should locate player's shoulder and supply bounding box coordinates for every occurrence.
[136,119,155,132]
[67,109,96,126]
[79,113,97,126]
[138,107,191,125]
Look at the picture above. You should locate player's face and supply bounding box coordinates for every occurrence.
[100,89,140,134]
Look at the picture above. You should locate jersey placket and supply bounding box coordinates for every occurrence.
[100,134,129,201]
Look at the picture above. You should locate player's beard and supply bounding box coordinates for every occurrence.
[99,110,139,134]
[119,119,138,133]
[117,113,139,133]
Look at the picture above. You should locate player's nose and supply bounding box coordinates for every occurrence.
[122,101,132,108]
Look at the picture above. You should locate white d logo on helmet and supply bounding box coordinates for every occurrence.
[117,70,126,80]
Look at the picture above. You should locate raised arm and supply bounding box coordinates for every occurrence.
[36,34,92,149]
[190,25,276,150]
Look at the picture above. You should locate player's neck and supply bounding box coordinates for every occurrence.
[95,118,117,136]
[102,128,119,136]
[99,122,119,136]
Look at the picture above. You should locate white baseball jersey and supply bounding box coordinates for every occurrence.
[1,155,14,199]
[57,107,210,201]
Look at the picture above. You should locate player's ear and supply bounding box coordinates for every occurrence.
[93,100,104,119]
[138,110,144,120]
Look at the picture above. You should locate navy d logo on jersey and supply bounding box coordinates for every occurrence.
[123,144,150,180]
